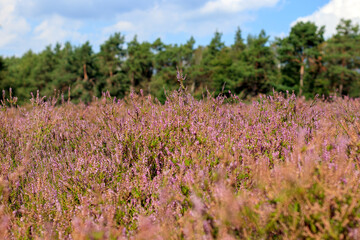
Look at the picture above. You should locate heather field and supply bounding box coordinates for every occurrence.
[1,90,360,239]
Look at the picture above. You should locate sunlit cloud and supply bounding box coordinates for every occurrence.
[200,0,279,14]
[0,0,31,48]
[293,0,360,37]
[0,0,283,56]
[104,0,272,43]
[33,15,86,46]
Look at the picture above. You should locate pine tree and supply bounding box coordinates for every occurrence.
[32,45,60,97]
[97,33,128,98]
[51,42,78,98]
[230,30,277,98]
[180,37,196,93]
[125,35,153,93]
[0,56,7,92]
[276,21,325,96]
[232,27,246,52]
[151,39,181,101]
[98,33,126,78]
[324,19,360,96]
[4,51,39,103]
[72,41,98,102]
[199,31,226,93]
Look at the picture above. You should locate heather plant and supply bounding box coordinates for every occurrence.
[0,87,360,239]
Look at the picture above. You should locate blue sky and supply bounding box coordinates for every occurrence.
[0,0,359,56]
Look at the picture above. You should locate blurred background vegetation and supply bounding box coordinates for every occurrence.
[0,19,359,104]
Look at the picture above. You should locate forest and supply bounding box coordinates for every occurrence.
[0,19,359,104]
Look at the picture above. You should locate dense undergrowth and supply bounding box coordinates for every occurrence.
[0,89,360,239]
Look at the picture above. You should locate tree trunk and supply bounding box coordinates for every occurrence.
[130,72,135,91]
[299,57,304,96]
[109,64,113,78]
[339,83,343,96]
[190,81,195,94]
[83,63,88,80]
[340,55,345,96]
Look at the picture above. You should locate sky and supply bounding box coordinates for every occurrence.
[0,0,359,56]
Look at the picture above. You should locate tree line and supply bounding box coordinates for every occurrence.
[0,19,359,104]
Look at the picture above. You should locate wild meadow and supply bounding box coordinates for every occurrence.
[0,87,360,239]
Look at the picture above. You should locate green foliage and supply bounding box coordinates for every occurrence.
[324,19,360,97]
[276,21,325,97]
[0,19,359,103]
[125,36,153,93]
[97,33,129,99]
[238,30,277,97]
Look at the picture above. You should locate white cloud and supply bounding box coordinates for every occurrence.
[0,0,88,55]
[33,15,86,46]
[103,21,134,34]
[106,4,190,38]
[293,0,360,37]
[104,0,276,43]
[0,0,282,55]
[0,0,31,48]
[200,0,279,14]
